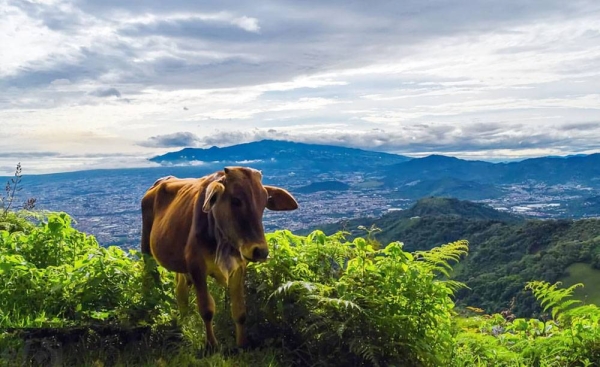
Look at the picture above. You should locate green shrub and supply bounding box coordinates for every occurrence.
[0,211,35,234]
[452,281,600,366]
[0,212,174,328]
[233,230,469,367]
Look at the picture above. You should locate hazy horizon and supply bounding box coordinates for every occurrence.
[1,139,596,177]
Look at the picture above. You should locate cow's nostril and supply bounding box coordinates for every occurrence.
[252,247,269,261]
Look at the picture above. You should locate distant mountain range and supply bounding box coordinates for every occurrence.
[150,140,600,188]
[147,140,600,218]
[383,153,600,186]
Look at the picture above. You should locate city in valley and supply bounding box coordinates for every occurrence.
[11,161,599,250]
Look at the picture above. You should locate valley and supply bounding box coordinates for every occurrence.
[4,140,599,250]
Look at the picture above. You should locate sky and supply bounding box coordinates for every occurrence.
[1,0,600,174]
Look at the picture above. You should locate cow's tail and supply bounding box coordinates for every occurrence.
[140,188,161,286]
[140,193,154,256]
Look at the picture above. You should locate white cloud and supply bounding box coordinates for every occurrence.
[229,15,260,33]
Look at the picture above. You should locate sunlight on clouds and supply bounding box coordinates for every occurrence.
[119,12,260,33]
[352,95,600,125]
[182,97,339,120]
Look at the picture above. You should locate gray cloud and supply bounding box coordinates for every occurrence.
[0,152,61,158]
[4,46,136,88]
[139,132,203,148]
[90,88,121,98]
[197,129,289,147]
[8,0,84,32]
[196,123,600,155]
[8,0,599,90]
[558,122,600,132]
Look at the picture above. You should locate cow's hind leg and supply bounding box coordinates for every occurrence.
[229,267,248,348]
[188,264,218,349]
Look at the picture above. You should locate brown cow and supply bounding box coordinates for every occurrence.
[140,167,298,348]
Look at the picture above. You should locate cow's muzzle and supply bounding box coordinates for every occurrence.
[249,245,269,262]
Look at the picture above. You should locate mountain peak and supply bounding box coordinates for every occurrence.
[423,154,460,161]
[148,139,410,172]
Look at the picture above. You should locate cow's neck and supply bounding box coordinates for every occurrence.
[205,212,218,250]
[204,211,244,282]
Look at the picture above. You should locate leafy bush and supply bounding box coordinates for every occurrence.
[0,211,35,234]
[230,230,469,367]
[0,212,174,328]
[453,281,600,366]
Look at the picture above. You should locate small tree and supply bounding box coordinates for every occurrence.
[1,162,36,218]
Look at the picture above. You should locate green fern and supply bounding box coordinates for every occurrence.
[349,339,381,367]
[525,281,583,320]
[413,240,469,277]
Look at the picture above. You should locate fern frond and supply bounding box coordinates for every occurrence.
[269,280,318,301]
[564,304,600,321]
[441,279,470,293]
[349,338,381,367]
[525,281,583,320]
[413,240,469,277]
[306,295,363,312]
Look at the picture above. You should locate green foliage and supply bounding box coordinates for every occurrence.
[3,210,600,366]
[456,219,600,316]
[0,211,35,233]
[526,281,583,320]
[453,281,600,366]
[0,212,174,328]
[236,230,469,366]
[0,329,284,367]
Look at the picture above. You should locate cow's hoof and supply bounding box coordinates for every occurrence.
[198,343,218,357]
[227,346,247,356]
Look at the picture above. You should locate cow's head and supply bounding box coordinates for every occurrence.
[202,166,298,262]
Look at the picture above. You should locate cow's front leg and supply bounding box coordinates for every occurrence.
[189,265,218,348]
[175,273,191,317]
[229,267,248,348]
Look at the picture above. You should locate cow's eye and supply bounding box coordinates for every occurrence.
[231,197,242,207]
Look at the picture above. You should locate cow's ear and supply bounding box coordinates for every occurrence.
[203,181,225,213]
[265,186,298,211]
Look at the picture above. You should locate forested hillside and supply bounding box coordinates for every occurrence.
[312,197,600,316]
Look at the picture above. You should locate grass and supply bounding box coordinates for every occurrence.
[0,322,283,367]
[560,262,600,305]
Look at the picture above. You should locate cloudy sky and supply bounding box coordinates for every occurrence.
[2,0,600,174]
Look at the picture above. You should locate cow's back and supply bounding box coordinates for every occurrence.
[141,176,208,273]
